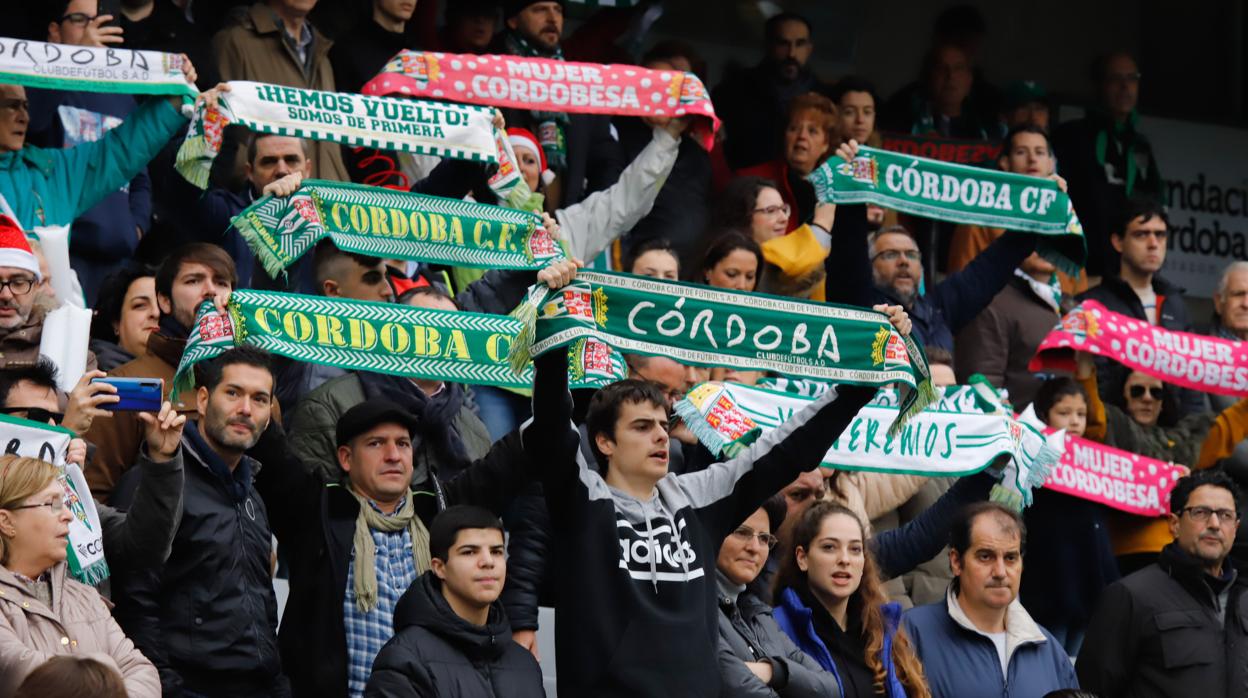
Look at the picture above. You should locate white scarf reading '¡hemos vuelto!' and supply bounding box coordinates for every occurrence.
[175,81,501,189]
[0,414,107,584]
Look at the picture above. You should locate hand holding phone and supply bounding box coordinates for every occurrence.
[90,377,163,412]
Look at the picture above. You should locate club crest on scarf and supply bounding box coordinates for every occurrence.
[568,337,623,383]
[1058,304,1100,344]
[870,326,910,368]
[541,282,608,327]
[837,155,880,187]
[393,51,442,89]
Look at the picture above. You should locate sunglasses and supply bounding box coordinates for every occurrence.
[0,407,64,424]
[1128,385,1164,400]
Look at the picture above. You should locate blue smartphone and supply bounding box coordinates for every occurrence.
[91,377,164,412]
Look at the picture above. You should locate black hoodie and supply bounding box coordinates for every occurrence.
[530,347,876,697]
[365,572,545,698]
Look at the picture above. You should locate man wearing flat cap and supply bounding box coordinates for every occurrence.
[251,396,544,698]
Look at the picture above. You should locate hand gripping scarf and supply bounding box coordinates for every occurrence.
[507,271,935,429]
[808,145,1087,275]
[232,179,565,280]
[362,50,720,151]
[171,291,625,399]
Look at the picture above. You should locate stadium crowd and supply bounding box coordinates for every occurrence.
[0,1,1243,697]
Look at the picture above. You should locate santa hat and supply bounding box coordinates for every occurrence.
[0,216,41,281]
[507,127,556,186]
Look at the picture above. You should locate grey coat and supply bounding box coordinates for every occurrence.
[718,576,841,698]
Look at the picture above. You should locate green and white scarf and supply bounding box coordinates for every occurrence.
[508,271,935,428]
[808,145,1087,274]
[233,179,565,280]
[676,380,1061,508]
[175,81,499,188]
[172,291,624,398]
[0,414,106,584]
[0,37,197,98]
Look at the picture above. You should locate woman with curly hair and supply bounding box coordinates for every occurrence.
[773,501,931,698]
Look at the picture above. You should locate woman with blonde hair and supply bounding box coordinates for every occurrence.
[0,455,158,696]
[773,501,931,698]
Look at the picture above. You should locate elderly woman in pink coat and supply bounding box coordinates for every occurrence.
[0,455,158,696]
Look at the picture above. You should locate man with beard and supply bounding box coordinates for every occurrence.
[84,243,237,501]
[1079,470,1248,697]
[713,12,827,170]
[495,0,623,207]
[112,346,290,697]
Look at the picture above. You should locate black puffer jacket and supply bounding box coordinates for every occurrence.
[365,572,545,698]
[112,425,288,697]
[1078,543,1248,698]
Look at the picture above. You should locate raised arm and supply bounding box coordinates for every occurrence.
[869,471,995,579]
[556,121,683,262]
[929,231,1036,335]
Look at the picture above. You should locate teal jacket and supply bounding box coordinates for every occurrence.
[0,98,186,228]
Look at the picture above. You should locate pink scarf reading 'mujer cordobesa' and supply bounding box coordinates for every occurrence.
[1030,300,1248,397]
[361,50,720,150]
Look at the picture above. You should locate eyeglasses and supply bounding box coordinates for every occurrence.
[0,278,35,297]
[731,525,780,549]
[6,497,66,514]
[1181,506,1240,525]
[58,12,98,26]
[0,99,30,113]
[871,249,922,263]
[753,204,791,218]
[0,407,63,425]
[1128,385,1164,400]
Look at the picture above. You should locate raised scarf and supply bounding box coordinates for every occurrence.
[808,145,1087,274]
[502,32,569,170]
[171,291,626,399]
[0,414,106,584]
[175,80,500,189]
[349,491,431,614]
[508,270,935,429]
[1030,300,1248,398]
[0,37,196,98]
[362,48,720,151]
[232,179,564,280]
[675,380,1059,507]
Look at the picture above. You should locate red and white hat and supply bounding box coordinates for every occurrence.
[506,127,556,186]
[0,216,42,281]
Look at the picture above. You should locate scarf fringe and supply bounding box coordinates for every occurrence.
[174,134,213,190]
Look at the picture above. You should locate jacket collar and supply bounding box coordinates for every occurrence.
[1098,272,1186,300]
[0,561,67,620]
[145,330,187,370]
[0,306,48,351]
[945,584,1046,663]
[1159,542,1242,604]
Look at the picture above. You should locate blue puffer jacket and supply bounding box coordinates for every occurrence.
[773,588,908,698]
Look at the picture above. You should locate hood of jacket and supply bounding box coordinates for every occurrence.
[394,571,512,661]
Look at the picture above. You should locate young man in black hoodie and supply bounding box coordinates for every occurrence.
[365,506,545,698]
[530,298,911,697]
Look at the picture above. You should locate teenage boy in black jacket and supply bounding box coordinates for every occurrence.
[530,297,911,697]
[365,506,545,698]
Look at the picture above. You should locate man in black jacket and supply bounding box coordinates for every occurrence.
[1079,469,1248,698]
[365,505,545,698]
[113,346,289,697]
[255,265,577,698]
[1077,197,1204,416]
